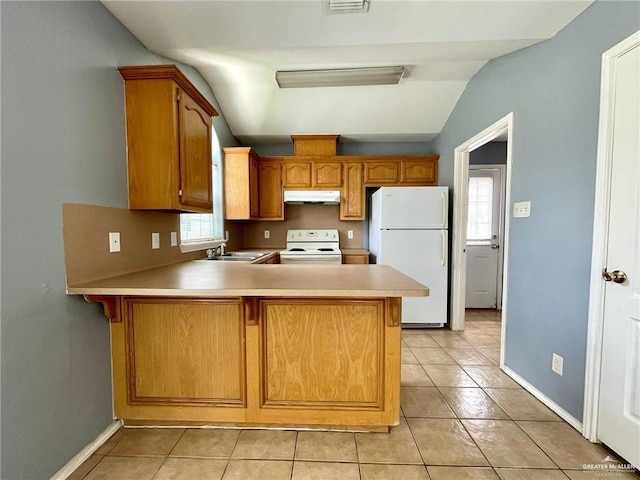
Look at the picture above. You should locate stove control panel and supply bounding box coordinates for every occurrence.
[287,229,339,241]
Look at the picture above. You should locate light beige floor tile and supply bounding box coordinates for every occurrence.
[438,388,509,420]
[422,365,478,387]
[402,364,434,387]
[517,421,615,470]
[222,460,293,480]
[360,464,430,480]
[407,418,489,466]
[68,454,104,480]
[84,456,164,480]
[478,349,501,365]
[444,348,495,366]
[563,469,640,479]
[411,348,456,365]
[402,348,420,364]
[291,461,360,480]
[401,386,456,418]
[96,430,124,455]
[462,420,556,468]
[464,335,502,349]
[496,468,570,479]
[294,431,357,462]
[463,366,521,388]
[110,428,184,456]
[432,335,475,349]
[153,458,228,480]
[403,335,439,348]
[355,417,423,464]
[403,328,441,335]
[425,329,458,335]
[485,389,562,421]
[428,466,499,479]
[169,428,240,458]
[231,430,297,460]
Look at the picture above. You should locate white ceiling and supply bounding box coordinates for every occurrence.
[103,0,593,144]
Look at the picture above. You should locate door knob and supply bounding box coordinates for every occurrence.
[491,244,500,249]
[602,269,627,284]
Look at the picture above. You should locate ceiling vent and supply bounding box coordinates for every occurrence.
[324,0,370,15]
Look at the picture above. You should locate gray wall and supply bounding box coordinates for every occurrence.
[432,0,640,420]
[470,141,507,165]
[0,2,235,478]
[252,141,433,157]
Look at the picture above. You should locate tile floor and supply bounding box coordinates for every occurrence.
[68,309,639,480]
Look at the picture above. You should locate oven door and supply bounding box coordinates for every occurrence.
[280,254,342,265]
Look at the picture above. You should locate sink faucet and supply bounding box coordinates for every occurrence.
[205,243,226,259]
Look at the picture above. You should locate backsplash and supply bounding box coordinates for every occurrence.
[242,204,365,248]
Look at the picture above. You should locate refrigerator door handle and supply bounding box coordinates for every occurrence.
[441,230,446,267]
[441,191,447,229]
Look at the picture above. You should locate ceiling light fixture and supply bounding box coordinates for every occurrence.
[275,66,405,89]
[324,0,370,15]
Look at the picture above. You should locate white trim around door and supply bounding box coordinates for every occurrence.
[451,113,514,369]
[583,30,640,442]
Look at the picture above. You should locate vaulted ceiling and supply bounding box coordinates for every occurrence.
[103,0,593,143]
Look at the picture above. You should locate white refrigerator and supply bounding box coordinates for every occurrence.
[369,186,448,327]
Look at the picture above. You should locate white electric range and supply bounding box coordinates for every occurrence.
[279,229,342,265]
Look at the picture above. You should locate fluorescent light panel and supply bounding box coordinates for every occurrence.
[275,66,405,88]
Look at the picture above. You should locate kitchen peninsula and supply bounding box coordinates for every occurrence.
[69,261,428,431]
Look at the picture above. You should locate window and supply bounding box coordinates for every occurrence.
[179,127,225,252]
[467,176,493,245]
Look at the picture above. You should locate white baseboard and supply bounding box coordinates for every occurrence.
[50,420,122,480]
[503,366,583,433]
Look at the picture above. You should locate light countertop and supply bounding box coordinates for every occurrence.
[67,261,428,298]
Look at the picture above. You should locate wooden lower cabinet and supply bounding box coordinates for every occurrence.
[111,296,400,429]
[342,253,370,264]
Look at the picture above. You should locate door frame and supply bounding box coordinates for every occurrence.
[583,30,640,442]
[450,113,514,366]
[467,164,507,310]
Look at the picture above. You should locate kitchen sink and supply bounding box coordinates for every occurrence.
[205,251,268,262]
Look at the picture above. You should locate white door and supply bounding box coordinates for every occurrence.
[597,43,639,468]
[380,229,447,326]
[465,166,504,309]
[377,186,448,229]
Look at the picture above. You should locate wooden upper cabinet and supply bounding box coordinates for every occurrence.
[291,135,339,156]
[282,162,312,188]
[364,161,400,185]
[223,147,261,220]
[340,162,365,221]
[118,65,218,212]
[313,162,342,188]
[258,162,284,220]
[401,158,438,184]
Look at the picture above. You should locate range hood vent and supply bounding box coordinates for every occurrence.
[284,190,341,205]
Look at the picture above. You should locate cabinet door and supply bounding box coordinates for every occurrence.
[340,162,365,220]
[364,161,400,185]
[401,160,437,185]
[313,162,342,188]
[282,162,312,188]
[122,299,245,407]
[179,90,213,210]
[342,254,369,264]
[258,163,283,219]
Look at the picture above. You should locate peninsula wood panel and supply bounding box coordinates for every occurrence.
[124,298,245,406]
[261,299,384,409]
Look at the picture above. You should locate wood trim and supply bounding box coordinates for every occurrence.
[84,295,121,322]
[243,297,259,326]
[123,419,389,432]
[118,65,219,117]
[385,297,401,327]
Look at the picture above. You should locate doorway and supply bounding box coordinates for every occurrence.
[450,113,514,369]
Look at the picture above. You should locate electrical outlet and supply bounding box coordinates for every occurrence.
[108,232,121,253]
[348,230,354,239]
[264,230,270,239]
[170,231,178,247]
[513,201,531,218]
[225,231,230,242]
[552,353,563,376]
[152,232,160,249]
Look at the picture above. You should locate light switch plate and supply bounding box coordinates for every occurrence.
[152,232,160,249]
[109,232,121,253]
[170,231,178,247]
[348,230,354,239]
[513,201,531,218]
[264,230,270,239]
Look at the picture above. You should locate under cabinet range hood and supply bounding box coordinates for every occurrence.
[283,190,341,205]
